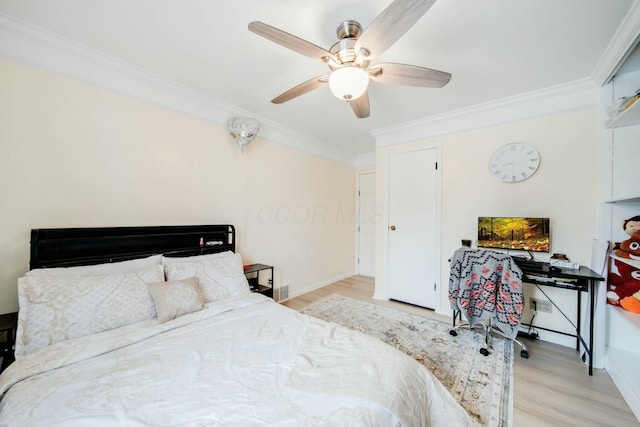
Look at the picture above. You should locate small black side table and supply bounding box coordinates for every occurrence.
[244,264,274,298]
[0,312,18,373]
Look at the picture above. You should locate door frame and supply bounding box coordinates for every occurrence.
[380,143,443,312]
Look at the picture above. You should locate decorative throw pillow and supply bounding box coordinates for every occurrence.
[164,252,250,303]
[146,277,205,322]
[15,265,163,357]
[162,251,233,265]
[26,254,163,277]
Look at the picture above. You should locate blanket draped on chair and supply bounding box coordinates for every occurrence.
[448,248,524,339]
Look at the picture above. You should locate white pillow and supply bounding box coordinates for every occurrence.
[164,252,250,303]
[15,265,163,357]
[26,254,162,277]
[162,251,234,265]
[146,277,205,323]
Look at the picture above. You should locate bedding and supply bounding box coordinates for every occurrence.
[164,251,251,303]
[26,254,163,277]
[15,265,164,358]
[0,293,475,426]
[161,251,233,263]
[9,225,475,426]
[146,276,205,322]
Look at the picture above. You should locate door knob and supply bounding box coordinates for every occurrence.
[389,225,396,231]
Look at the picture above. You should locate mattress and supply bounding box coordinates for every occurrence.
[0,293,474,426]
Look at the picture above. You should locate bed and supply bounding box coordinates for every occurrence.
[0,225,474,426]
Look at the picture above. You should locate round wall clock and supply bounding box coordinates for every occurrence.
[488,142,540,183]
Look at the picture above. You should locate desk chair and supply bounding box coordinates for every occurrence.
[448,248,529,358]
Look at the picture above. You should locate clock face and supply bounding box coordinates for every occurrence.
[489,143,540,183]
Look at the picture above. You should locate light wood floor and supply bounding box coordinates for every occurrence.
[282,275,639,427]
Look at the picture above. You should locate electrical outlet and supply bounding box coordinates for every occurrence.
[529,298,552,313]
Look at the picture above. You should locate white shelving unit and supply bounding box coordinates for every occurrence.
[606,304,640,422]
[605,97,640,128]
[605,195,640,203]
[602,62,640,421]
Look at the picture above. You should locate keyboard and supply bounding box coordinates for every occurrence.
[512,256,549,271]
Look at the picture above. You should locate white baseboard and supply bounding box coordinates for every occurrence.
[281,272,354,303]
[435,307,451,317]
[606,348,640,423]
[525,328,575,348]
[372,291,387,301]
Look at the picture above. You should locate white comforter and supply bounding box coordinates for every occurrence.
[0,294,474,427]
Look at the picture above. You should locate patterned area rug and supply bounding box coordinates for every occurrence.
[299,294,514,427]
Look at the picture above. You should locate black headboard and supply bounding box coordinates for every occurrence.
[30,225,236,269]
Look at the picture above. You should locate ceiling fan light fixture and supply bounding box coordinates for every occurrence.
[329,67,369,101]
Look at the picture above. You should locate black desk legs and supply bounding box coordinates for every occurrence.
[588,279,595,376]
[579,280,596,376]
[576,280,596,376]
[519,265,603,377]
[576,291,581,352]
[575,281,596,376]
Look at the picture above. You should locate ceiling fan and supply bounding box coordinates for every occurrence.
[248,0,451,119]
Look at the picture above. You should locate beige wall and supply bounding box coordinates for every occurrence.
[241,141,356,295]
[0,58,355,313]
[376,108,600,344]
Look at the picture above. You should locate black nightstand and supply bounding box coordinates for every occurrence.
[244,264,274,298]
[0,312,18,373]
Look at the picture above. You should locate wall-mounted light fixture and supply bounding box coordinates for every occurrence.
[226,117,260,151]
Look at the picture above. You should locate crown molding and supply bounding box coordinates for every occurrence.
[591,0,640,86]
[371,78,599,147]
[355,152,376,167]
[0,13,357,166]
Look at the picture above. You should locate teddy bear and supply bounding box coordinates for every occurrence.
[623,216,640,236]
[607,258,640,306]
[608,228,640,309]
[620,290,640,314]
[614,229,640,261]
[612,215,640,252]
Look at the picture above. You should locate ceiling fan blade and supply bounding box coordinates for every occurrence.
[271,75,329,104]
[350,91,370,118]
[369,62,451,87]
[355,0,436,59]
[249,21,336,64]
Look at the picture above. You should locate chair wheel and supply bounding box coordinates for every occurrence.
[449,330,458,337]
[480,348,490,356]
[520,350,529,359]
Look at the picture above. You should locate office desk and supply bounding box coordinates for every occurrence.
[518,264,604,376]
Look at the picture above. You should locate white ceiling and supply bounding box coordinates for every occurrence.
[0,0,635,157]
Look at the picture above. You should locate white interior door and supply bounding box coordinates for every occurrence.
[358,172,376,276]
[387,148,439,309]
